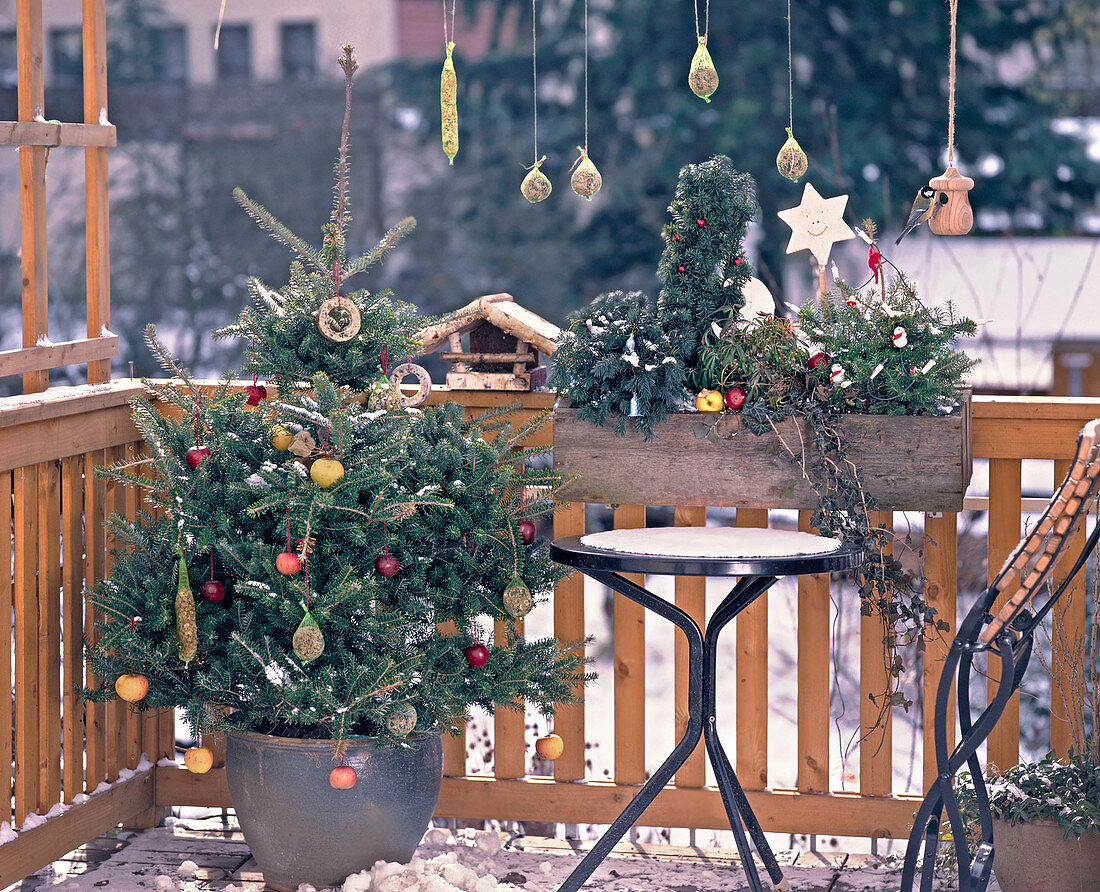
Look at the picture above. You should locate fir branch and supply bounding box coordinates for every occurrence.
[234,187,326,275]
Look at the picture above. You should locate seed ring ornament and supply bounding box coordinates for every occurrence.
[388,362,433,407]
[316,296,362,343]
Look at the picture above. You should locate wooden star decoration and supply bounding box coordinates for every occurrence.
[777,183,855,266]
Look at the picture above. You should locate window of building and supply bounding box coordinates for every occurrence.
[215,24,250,80]
[0,31,16,88]
[151,26,187,83]
[280,22,316,80]
[51,27,83,86]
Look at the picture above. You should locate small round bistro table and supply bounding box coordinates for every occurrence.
[550,527,863,892]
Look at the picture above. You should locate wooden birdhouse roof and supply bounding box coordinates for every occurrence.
[416,294,560,356]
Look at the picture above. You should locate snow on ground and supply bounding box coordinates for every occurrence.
[30,824,987,892]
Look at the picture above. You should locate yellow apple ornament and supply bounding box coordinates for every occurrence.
[695,390,723,412]
[310,457,345,488]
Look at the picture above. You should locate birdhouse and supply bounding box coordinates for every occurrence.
[416,294,559,391]
[928,166,974,236]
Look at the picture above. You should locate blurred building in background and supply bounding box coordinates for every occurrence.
[0,0,510,87]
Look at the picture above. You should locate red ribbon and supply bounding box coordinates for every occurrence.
[297,539,311,607]
[868,246,883,284]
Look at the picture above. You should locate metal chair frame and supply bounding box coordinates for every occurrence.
[901,418,1100,892]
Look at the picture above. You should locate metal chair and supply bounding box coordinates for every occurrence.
[901,418,1100,892]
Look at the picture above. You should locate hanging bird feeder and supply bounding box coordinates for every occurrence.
[928,166,974,236]
[928,0,974,236]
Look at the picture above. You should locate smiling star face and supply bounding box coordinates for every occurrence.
[777,183,856,266]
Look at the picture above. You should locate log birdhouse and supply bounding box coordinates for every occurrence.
[928,166,974,236]
[416,294,559,391]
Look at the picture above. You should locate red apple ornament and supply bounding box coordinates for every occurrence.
[244,383,268,406]
[519,520,536,544]
[185,446,211,470]
[808,352,828,370]
[464,643,489,668]
[375,554,400,578]
[276,552,302,576]
[329,765,357,789]
[200,579,226,604]
[723,386,747,411]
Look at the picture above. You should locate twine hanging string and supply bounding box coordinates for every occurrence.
[946,0,958,164]
[693,0,709,41]
[301,549,310,608]
[442,0,457,48]
[531,0,539,164]
[214,0,227,49]
[583,0,589,153]
[129,616,139,675]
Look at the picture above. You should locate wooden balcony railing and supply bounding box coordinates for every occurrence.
[1,385,1097,885]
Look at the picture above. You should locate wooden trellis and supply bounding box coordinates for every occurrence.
[0,0,116,394]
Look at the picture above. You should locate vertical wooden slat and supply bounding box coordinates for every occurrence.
[860,510,894,797]
[438,618,466,777]
[923,512,958,791]
[613,505,646,785]
[552,500,586,781]
[987,459,1022,771]
[673,506,706,788]
[735,508,769,790]
[797,510,830,793]
[17,0,48,395]
[493,616,526,779]
[13,465,40,823]
[61,457,86,802]
[37,461,62,810]
[0,471,14,826]
[83,0,111,385]
[84,450,107,790]
[1050,460,1086,757]
[122,445,142,770]
[104,445,128,780]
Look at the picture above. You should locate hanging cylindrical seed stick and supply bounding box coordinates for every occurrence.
[441,43,458,164]
[440,0,459,164]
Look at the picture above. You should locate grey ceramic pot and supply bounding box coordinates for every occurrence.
[225,728,443,892]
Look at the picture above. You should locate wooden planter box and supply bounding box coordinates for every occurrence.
[553,390,972,512]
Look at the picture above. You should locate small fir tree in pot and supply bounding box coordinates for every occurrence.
[87,47,588,891]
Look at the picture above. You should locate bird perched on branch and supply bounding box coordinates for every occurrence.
[895,185,946,245]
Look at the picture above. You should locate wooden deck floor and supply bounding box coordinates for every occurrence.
[2,812,991,891]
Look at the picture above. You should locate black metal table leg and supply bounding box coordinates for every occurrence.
[549,536,862,892]
[556,569,706,892]
[703,577,788,892]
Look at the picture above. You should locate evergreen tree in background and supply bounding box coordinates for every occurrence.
[87,49,588,747]
[386,0,1100,318]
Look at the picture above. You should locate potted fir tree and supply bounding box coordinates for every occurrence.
[87,48,586,892]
